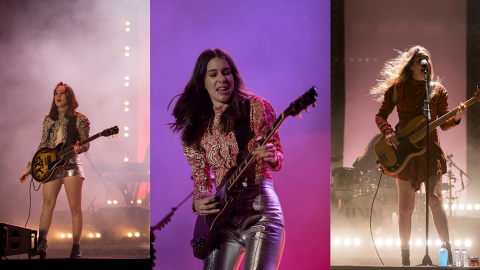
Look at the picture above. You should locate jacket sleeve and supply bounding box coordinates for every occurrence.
[375,85,396,135]
[183,142,213,206]
[76,114,90,153]
[437,86,458,131]
[251,97,284,171]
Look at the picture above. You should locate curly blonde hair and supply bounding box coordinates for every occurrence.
[370,45,439,101]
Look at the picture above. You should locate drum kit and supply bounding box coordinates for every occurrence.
[330,166,399,238]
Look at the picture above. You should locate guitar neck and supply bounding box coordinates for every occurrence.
[58,133,101,157]
[225,112,287,192]
[411,95,477,143]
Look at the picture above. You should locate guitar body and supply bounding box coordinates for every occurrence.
[375,116,426,175]
[31,143,68,183]
[30,126,119,183]
[191,169,238,259]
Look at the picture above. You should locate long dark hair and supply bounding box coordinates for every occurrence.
[168,48,252,146]
[48,82,79,120]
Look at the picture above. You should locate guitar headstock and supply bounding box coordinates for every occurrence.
[475,85,480,102]
[101,126,119,137]
[285,86,318,118]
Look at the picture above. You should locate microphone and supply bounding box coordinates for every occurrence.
[421,59,428,67]
[421,59,428,74]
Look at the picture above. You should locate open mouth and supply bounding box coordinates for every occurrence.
[216,86,230,93]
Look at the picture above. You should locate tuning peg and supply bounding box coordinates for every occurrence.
[297,113,302,119]
[312,102,317,108]
[305,108,310,113]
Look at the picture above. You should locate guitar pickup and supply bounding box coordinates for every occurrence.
[379,153,387,163]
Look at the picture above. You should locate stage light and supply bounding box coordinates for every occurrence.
[124,157,129,162]
[396,239,401,246]
[444,203,449,210]
[125,27,130,32]
[333,238,341,246]
[67,234,72,239]
[125,21,131,26]
[125,76,130,80]
[376,238,383,246]
[125,46,130,51]
[465,239,472,247]
[435,239,442,246]
[107,200,112,205]
[452,204,457,210]
[128,232,133,237]
[386,239,393,246]
[125,52,130,57]
[125,82,130,87]
[88,233,94,238]
[124,107,130,112]
[344,238,351,246]
[353,238,361,246]
[427,240,432,246]
[135,232,140,237]
[415,239,422,247]
[467,204,473,210]
[455,240,462,247]
[475,204,480,210]
[124,126,129,131]
[137,199,142,204]
[459,204,465,210]
[124,133,129,137]
[96,233,101,238]
[60,233,66,239]
[124,101,130,106]
[113,200,118,205]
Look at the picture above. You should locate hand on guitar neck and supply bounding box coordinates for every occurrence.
[453,102,467,122]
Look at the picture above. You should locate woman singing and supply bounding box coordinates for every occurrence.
[19,82,90,258]
[169,48,285,269]
[371,46,466,266]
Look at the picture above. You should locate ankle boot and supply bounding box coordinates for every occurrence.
[401,249,410,266]
[445,242,453,265]
[70,244,82,258]
[37,237,48,259]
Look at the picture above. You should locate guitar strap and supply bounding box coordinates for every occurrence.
[65,115,77,148]
[234,99,251,166]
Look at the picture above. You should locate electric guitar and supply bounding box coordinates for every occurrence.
[31,126,119,183]
[375,89,479,175]
[190,86,318,259]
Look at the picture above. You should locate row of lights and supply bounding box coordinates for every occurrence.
[123,20,132,164]
[332,237,473,248]
[107,199,143,206]
[444,203,480,210]
[59,233,101,239]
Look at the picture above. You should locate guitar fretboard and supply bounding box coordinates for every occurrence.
[410,95,477,143]
[58,133,101,157]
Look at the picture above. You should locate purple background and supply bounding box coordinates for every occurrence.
[150,1,330,269]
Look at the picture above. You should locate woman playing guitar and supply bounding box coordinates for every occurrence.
[169,48,285,269]
[371,46,467,266]
[18,82,90,258]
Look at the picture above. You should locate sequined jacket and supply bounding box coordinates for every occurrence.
[183,96,284,202]
[27,111,90,171]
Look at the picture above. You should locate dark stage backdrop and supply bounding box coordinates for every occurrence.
[332,0,470,266]
[150,0,330,269]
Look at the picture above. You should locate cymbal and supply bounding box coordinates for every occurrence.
[331,148,343,162]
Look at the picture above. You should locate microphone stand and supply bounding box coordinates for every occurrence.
[420,65,433,266]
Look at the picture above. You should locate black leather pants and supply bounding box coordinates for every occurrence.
[203,178,285,270]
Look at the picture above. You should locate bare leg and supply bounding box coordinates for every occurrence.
[63,176,84,245]
[39,179,63,239]
[396,178,415,250]
[427,175,450,242]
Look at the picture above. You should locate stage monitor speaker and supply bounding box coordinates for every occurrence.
[0,223,37,258]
